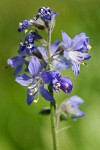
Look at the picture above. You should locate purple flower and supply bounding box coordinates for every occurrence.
[59,95,85,120]
[62,31,91,76]
[41,71,73,94]
[15,57,55,105]
[18,20,31,32]
[36,7,58,21]
[18,32,36,56]
[37,41,70,71]
[7,32,37,75]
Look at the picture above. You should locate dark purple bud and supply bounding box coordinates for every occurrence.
[18,20,30,32]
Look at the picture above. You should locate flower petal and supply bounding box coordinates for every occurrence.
[72,60,80,76]
[81,52,91,60]
[59,76,73,94]
[64,50,70,60]
[67,95,84,108]
[27,89,38,105]
[72,32,87,51]
[14,65,23,76]
[76,111,85,117]
[52,57,70,70]
[36,46,48,62]
[40,85,55,102]
[15,74,33,86]
[28,57,41,77]
[41,71,60,84]
[72,111,85,121]
[7,56,24,68]
[50,41,60,56]
[62,31,71,48]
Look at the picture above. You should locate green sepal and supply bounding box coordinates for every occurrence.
[60,112,68,121]
[31,18,46,30]
[31,30,47,46]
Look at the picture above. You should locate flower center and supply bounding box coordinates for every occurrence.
[55,83,61,89]
[28,87,38,95]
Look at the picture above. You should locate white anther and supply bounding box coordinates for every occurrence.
[19,22,22,26]
[87,44,92,50]
[41,8,44,12]
[56,83,61,89]
[47,12,50,15]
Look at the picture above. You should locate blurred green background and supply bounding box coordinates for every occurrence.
[0,0,100,150]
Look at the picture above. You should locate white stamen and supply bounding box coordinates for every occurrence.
[27,44,33,49]
[56,83,61,89]
[47,12,50,15]
[29,87,37,95]
[87,44,92,50]
[41,9,44,12]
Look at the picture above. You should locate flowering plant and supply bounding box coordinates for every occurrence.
[7,6,91,150]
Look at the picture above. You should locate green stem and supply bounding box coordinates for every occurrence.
[47,29,52,66]
[50,101,59,150]
[48,85,58,150]
[47,28,59,150]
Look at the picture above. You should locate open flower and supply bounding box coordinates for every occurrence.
[41,70,73,94]
[59,95,85,120]
[37,41,70,71]
[15,57,55,105]
[62,31,91,76]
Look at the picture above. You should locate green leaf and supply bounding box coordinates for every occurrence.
[39,107,50,116]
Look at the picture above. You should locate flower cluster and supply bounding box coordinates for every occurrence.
[7,6,91,119]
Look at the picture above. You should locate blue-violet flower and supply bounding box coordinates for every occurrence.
[15,57,55,104]
[62,31,91,76]
[37,41,70,70]
[59,95,85,120]
[18,20,31,32]
[36,7,58,21]
[7,32,37,75]
[41,70,73,94]
[18,32,36,55]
